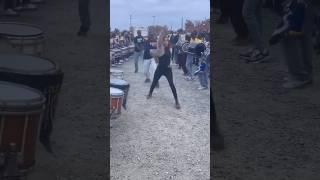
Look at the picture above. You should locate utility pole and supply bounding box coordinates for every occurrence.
[152,16,155,26]
[181,17,183,31]
[130,14,132,28]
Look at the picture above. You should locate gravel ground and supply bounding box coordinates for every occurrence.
[212,9,320,180]
[110,57,210,180]
[0,0,108,179]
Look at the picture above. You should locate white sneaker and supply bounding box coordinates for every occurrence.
[198,86,208,90]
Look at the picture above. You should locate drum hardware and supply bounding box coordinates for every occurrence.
[181,42,207,58]
[0,81,45,172]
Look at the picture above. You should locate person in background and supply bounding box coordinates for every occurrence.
[78,0,91,37]
[241,0,270,63]
[143,34,156,83]
[185,31,202,81]
[2,0,18,16]
[229,0,250,46]
[133,30,145,73]
[170,30,180,64]
[177,33,189,76]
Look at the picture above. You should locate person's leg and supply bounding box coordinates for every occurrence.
[186,54,193,79]
[181,53,188,75]
[242,0,265,52]
[301,8,315,81]
[78,0,91,34]
[133,51,141,73]
[143,59,151,82]
[148,67,162,97]
[229,0,249,39]
[163,68,180,109]
[211,92,224,150]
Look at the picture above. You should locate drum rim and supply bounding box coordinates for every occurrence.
[0,54,60,75]
[0,22,44,38]
[110,87,124,95]
[0,81,46,111]
[110,78,129,85]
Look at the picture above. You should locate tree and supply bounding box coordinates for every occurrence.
[185,20,195,33]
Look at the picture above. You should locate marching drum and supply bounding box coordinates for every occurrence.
[110,68,124,79]
[110,87,124,118]
[110,78,130,109]
[0,81,45,171]
[0,22,45,56]
[0,54,63,152]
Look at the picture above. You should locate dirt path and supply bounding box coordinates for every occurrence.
[1,0,108,179]
[212,9,320,180]
[110,57,210,179]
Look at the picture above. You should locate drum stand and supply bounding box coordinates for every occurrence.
[0,143,27,180]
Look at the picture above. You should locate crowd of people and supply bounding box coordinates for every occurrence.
[130,29,210,109]
[213,0,319,89]
[110,30,133,49]
[212,0,320,151]
[0,0,44,16]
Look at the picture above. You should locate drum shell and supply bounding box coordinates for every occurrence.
[0,67,63,146]
[110,80,130,109]
[0,81,45,171]
[110,88,124,118]
[8,36,45,56]
[0,112,42,170]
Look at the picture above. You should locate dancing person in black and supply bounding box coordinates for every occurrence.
[147,31,181,109]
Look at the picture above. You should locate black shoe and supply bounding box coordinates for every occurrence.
[175,102,181,109]
[212,135,224,151]
[144,78,151,83]
[146,94,152,99]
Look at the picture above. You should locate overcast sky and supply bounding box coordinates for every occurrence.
[110,0,210,31]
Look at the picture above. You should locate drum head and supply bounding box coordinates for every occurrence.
[110,69,123,73]
[110,79,128,86]
[0,54,57,74]
[110,87,124,96]
[0,22,43,37]
[0,81,45,112]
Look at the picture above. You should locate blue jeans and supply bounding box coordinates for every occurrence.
[198,68,208,88]
[186,54,194,78]
[134,51,143,72]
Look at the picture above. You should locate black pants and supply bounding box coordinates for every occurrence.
[177,53,188,74]
[229,0,249,38]
[16,0,30,6]
[4,0,15,9]
[218,0,230,18]
[79,0,91,32]
[149,66,178,102]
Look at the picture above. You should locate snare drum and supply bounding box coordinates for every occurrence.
[110,68,124,79]
[0,81,45,171]
[110,78,130,109]
[110,87,124,118]
[0,22,45,56]
[0,54,63,152]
